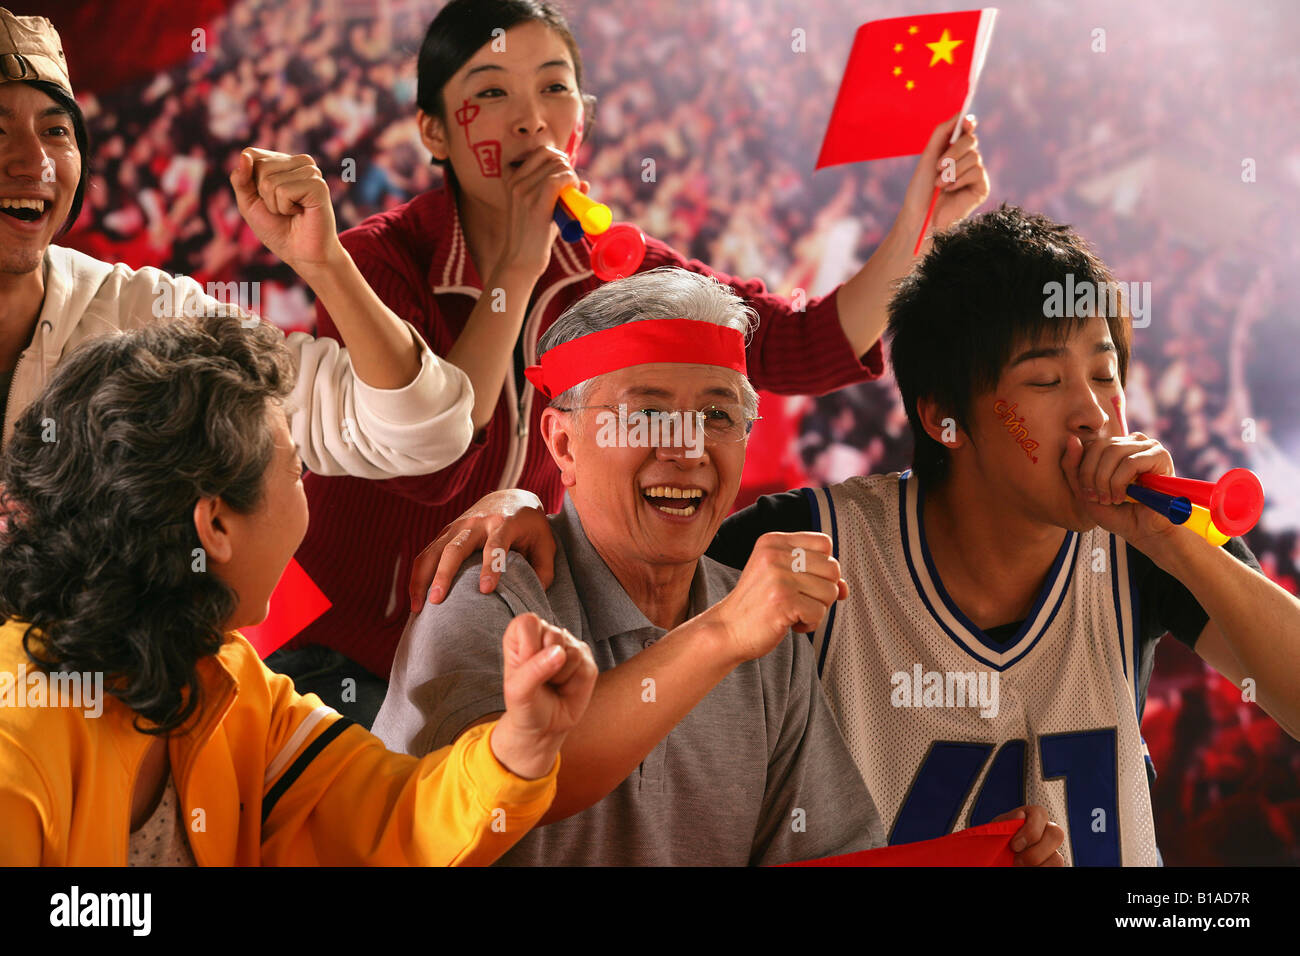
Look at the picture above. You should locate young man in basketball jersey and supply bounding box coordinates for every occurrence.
[701,206,1300,865]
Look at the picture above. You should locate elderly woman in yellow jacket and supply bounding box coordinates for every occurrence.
[0,313,596,866]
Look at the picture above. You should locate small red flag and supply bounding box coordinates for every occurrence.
[241,557,331,658]
[781,819,1023,867]
[816,9,997,169]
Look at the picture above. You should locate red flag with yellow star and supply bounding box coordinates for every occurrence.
[816,9,997,168]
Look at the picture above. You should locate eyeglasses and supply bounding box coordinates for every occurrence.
[554,402,761,443]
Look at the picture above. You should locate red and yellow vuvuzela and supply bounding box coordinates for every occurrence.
[816,8,998,169]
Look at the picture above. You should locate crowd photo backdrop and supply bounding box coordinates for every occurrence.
[34,0,1300,865]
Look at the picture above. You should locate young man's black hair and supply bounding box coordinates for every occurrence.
[886,203,1132,486]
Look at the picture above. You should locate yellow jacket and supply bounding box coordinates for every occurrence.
[0,620,557,865]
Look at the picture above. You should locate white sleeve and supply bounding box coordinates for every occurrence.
[128,269,475,478]
[282,323,475,478]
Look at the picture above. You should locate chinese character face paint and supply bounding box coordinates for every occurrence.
[454,98,501,179]
[992,399,1040,464]
[1111,394,1128,436]
[964,316,1123,533]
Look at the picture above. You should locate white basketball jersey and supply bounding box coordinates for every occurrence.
[804,472,1157,866]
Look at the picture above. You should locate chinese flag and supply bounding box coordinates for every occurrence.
[816,9,997,169]
[781,819,1023,867]
[240,557,331,659]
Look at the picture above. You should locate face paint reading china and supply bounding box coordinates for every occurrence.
[455,97,502,178]
[993,398,1039,463]
[474,143,502,178]
[454,98,479,139]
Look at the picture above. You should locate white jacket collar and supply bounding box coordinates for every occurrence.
[40,245,115,358]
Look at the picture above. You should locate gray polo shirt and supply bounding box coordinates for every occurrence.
[373,494,883,865]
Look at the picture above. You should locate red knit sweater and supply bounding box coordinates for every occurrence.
[288,181,884,677]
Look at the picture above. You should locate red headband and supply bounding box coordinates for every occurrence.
[524,318,748,400]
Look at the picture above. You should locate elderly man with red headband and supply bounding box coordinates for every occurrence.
[373,266,884,865]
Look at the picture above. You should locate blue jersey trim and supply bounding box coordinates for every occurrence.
[800,486,821,534]
[1109,536,1144,724]
[800,486,838,677]
[1110,535,1129,680]
[821,486,840,675]
[1128,542,1143,722]
[898,472,1078,671]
